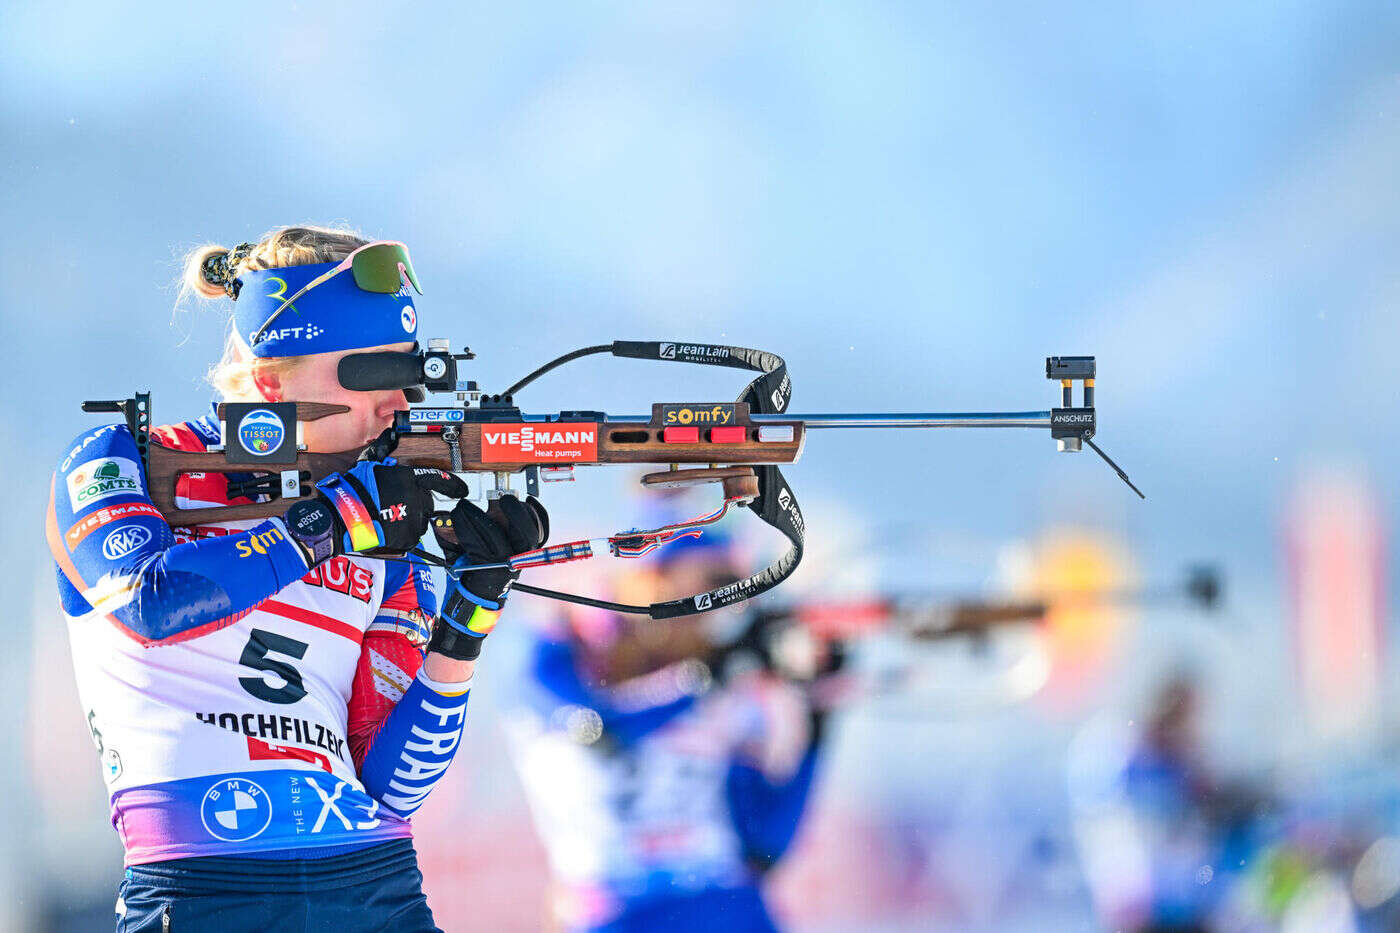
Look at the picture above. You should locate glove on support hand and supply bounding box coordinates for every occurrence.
[428,494,548,660]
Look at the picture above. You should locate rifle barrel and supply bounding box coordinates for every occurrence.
[770,411,1053,429]
[588,411,1055,429]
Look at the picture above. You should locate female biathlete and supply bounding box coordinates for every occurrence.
[46,226,547,932]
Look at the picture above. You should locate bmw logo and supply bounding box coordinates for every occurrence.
[199,778,273,842]
[401,304,416,333]
[237,409,285,457]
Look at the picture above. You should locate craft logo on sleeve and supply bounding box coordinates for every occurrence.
[237,409,286,456]
[199,777,273,842]
[481,423,599,463]
[67,457,141,510]
[101,525,152,560]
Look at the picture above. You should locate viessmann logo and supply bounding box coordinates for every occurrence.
[481,424,599,463]
[660,403,737,426]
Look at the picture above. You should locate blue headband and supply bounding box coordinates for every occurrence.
[234,262,419,358]
[656,528,735,568]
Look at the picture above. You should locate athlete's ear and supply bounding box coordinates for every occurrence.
[250,359,282,403]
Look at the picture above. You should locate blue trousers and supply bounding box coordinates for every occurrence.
[593,886,779,933]
[115,839,441,932]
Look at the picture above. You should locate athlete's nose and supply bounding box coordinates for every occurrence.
[375,390,407,423]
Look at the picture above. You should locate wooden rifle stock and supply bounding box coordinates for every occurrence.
[146,401,805,527]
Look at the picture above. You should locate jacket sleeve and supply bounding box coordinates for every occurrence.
[527,638,698,748]
[47,423,311,646]
[353,554,473,818]
[724,745,822,871]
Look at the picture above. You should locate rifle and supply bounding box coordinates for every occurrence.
[713,566,1223,717]
[82,341,1141,618]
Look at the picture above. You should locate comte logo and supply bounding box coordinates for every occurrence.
[199,778,273,842]
[66,457,141,511]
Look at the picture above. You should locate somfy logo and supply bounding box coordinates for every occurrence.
[101,525,152,560]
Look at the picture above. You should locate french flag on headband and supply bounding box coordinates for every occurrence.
[234,262,419,359]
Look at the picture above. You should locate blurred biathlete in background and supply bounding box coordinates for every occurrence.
[45,226,546,932]
[502,525,842,933]
[1073,673,1272,933]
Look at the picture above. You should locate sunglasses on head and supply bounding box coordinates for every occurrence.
[249,240,421,346]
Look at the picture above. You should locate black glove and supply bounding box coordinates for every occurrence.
[314,459,468,555]
[427,494,549,660]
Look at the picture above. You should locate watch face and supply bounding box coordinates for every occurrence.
[287,499,333,540]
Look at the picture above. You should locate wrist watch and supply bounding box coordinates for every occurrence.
[284,498,336,566]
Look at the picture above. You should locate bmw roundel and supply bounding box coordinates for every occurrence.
[237,409,285,456]
[200,778,273,842]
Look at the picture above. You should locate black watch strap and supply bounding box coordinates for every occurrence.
[285,498,336,566]
[427,618,484,660]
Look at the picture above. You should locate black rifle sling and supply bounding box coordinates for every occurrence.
[610,342,805,619]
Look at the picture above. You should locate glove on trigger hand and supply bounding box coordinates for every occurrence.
[315,458,469,555]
